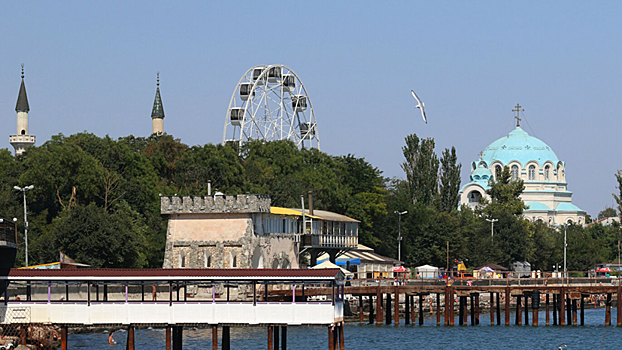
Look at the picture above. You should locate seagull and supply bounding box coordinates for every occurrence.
[411,90,427,124]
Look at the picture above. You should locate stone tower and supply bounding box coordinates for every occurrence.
[151,72,165,135]
[10,65,36,156]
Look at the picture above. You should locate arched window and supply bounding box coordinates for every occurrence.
[495,165,502,179]
[232,255,237,268]
[511,165,519,180]
[180,252,186,268]
[468,191,481,203]
[204,250,211,268]
[528,165,536,180]
[544,165,550,181]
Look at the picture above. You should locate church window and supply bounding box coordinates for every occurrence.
[544,165,550,181]
[511,165,519,180]
[468,191,481,203]
[528,165,536,180]
[495,165,502,179]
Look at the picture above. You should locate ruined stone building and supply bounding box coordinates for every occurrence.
[161,194,359,269]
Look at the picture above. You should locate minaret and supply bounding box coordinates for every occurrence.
[10,64,36,156]
[151,72,165,135]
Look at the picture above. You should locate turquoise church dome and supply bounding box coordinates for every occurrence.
[478,127,560,168]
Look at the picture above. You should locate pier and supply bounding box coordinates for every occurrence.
[302,275,622,328]
[0,268,345,350]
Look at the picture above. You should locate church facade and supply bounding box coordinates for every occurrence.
[460,121,586,225]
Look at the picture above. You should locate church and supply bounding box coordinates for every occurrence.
[460,105,586,225]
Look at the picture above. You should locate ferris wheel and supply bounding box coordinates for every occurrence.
[223,64,320,149]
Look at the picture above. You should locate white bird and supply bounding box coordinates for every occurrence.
[411,90,427,124]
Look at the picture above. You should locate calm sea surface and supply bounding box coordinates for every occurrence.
[67,309,621,350]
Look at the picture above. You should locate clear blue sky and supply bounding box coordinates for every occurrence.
[1,1,621,217]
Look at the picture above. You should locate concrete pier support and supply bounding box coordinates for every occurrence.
[127,325,135,350]
[211,326,217,350]
[369,295,375,324]
[606,293,612,326]
[61,326,68,350]
[385,293,392,325]
[376,290,383,325]
[223,326,230,350]
[405,294,410,325]
[166,326,172,350]
[546,294,550,326]
[359,295,364,324]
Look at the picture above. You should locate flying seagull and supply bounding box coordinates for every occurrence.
[411,90,427,124]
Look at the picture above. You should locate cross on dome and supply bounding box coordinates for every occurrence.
[512,103,524,127]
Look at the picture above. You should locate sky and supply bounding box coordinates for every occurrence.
[1,1,621,217]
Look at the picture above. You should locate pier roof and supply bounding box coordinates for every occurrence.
[1,268,344,282]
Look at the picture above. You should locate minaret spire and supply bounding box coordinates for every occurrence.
[151,72,165,135]
[10,64,36,156]
[16,64,30,113]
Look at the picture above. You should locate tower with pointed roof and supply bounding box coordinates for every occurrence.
[151,72,165,135]
[10,65,36,156]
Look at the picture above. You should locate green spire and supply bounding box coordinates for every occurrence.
[151,72,165,119]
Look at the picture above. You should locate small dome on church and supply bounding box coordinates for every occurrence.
[481,127,559,167]
[470,164,492,182]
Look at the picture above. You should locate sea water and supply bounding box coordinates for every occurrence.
[67,308,621,350]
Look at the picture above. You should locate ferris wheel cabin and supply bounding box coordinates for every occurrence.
[268,67,282,83]
[229,107,244,126]
[282,74,295,92]
[252,68,265,85]
[292,95,307,112]
[239,83,254,101]
[300,122,316,140]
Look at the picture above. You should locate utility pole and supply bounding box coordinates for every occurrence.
[14,185,34,267]
[394,211,407,261]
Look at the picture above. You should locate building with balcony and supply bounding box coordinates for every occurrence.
[160,194,358,270]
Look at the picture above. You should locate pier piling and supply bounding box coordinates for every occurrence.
[127,325,135,350]
[385,293,392,325]
[505,289,510,326]
[546,294,550,326]
[61,326,67,350]
[282,326,288,350]
[211,326,217,350]
[166,325,172,350]
[376,290,383,325]
[394,289,399,326]
[268,325,274,350]
[496,293,501,325]
[436,293,441,326]
[560,290,566,326]
[369,295,374,324]
[419,295,424,325]
[338,324,344,350]
[405,294,410,325]
[606,293,612,326]
[223,326,231,350]
[490,292,494,325]
[359,296,364,324]
[618,286,622,327]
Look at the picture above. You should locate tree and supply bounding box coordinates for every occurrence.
[53,203,147,268]
[401,134,439,206]
[438,147,461,212]
[598,207,617,220]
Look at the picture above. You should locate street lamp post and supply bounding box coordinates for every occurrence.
[564,223,568,280]
[14,185,34,268]
[485,218,498,242]
[395,210,407,262]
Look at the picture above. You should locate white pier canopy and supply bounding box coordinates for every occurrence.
[0,268,345,327]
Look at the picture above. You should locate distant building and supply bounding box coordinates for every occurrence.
[460,108,586,225]
[160,194,358,269]
[317,244,402,279]
[10,65,36,156]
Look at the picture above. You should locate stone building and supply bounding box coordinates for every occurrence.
[460,115,585,225]
[161,194,358,269]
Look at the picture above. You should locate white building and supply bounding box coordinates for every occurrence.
[460,123,586,225]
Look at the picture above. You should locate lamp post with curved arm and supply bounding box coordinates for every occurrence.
[395,210,408,262]
[14,185,34,267]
